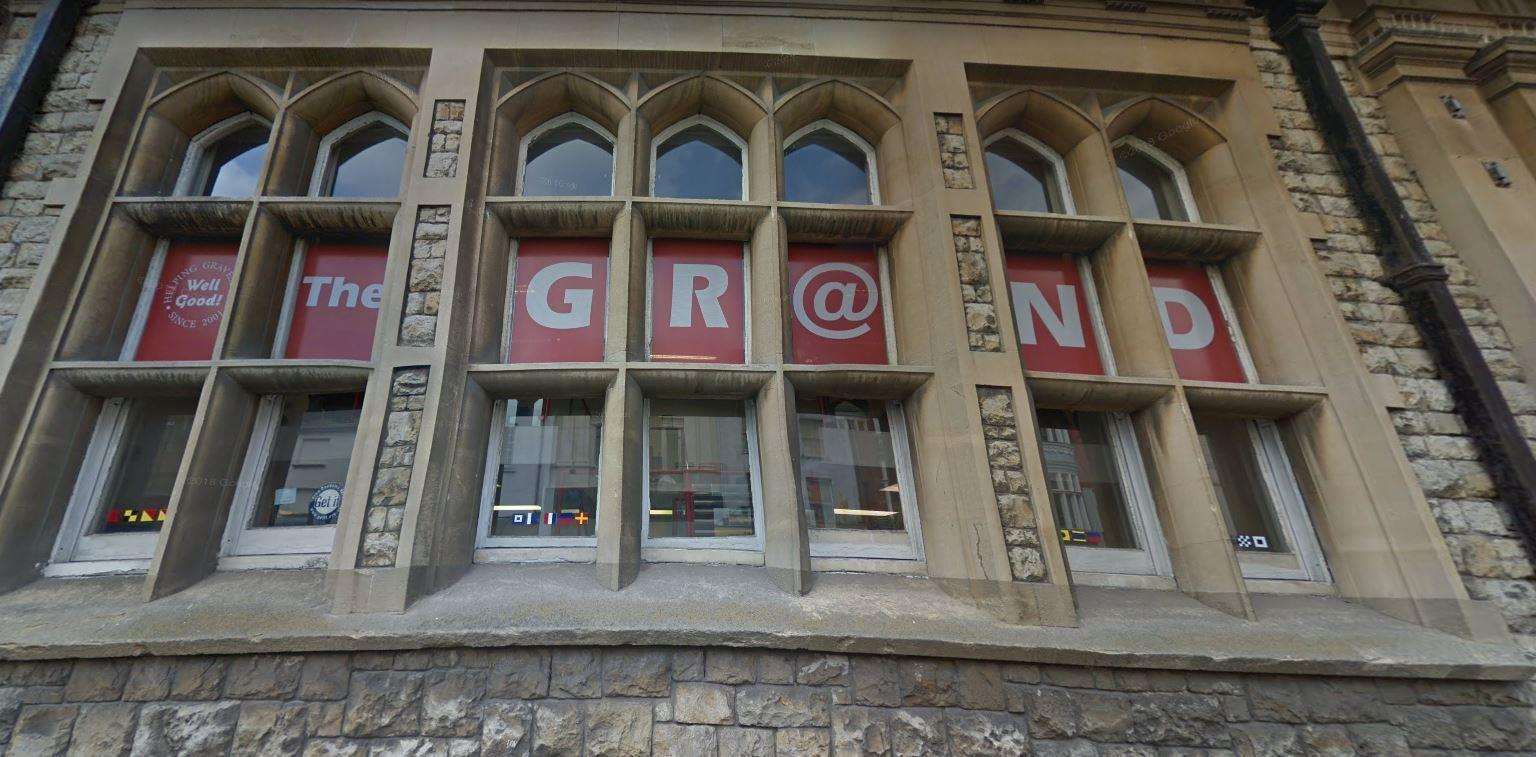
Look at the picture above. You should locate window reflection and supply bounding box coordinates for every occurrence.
[92,398,198,534]
[986,138,1062,213]
[488,398,602,538]
[654,123,743,200]
[1193,413,1289,553]
[197,124,268,197]
[326,122,407,198]
[252,393,363,528]
[1115,148,1188,221]
[647,399,755,538]
[523,120,614,197]
[1036,410,1138,549]
[797,397,904,532]
[784,127,873,205]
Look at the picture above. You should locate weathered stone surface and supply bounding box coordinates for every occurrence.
[833,706,890,756]
[899,659,956,707]
[888,707,946,756]
[946,711,1029,756]
[674,682,733,725]
[342,671,423,738]
[298,654,351,701]
[602,650,670,697]
[487,649,549,699]
[231,701,308,757]
[585,699,653,757]
[9,704,77,755]
[532,700,583,756]
[422,669,485,737]
[652,722,716,756]
[549,649,598,699]
[717,726,774,756]
[851,657,901,708]
[225,655,305,699]
[64,659,129,702]
[131,702,239,756]
[481,700,532,755]
[704,649,755,684]
[796,655,849,686]
[776,727,831,755]
[736,685,831,728]
[69,702,138,756]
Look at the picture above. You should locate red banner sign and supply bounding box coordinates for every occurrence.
[284,241,388,360]
[1004,253,1106,375]
[650,239,745,363]
[1144,262,1247,382]
[787,244,887,365]
[507,238,609,363]
[134,240,238,361]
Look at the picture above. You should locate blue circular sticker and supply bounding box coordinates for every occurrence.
[309,483,344,525]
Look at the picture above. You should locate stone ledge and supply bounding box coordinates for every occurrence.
[0,564,1529,681]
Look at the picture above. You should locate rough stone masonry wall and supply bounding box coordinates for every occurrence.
[1,646,1534,755]
[0,10,117,347]
[1252,34,1536,651]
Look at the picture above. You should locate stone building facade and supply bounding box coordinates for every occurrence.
[1,0,1535,754]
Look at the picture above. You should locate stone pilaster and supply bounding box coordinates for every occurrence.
[358,367,429,568]
[934,113,974,190]
[952,215,1003,352]
[399,206,448,347]
[424,100,465,179]
[977,387,1047,582]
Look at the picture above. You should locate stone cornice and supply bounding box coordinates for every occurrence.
[1354,28,1486,90]
[1466,36,1536,99]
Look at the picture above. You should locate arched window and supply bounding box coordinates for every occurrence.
[651,116,745,201]
[984,130,1073,214]
[1114,137,1197,222]
[783,120,878,205]
[176,113,271,198]
[518,114,615,197]
[310,113,409,198]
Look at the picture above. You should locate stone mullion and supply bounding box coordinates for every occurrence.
[1071,102,1253,618]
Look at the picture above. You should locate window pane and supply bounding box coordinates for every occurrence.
[92,398,198,534]
[647,399,755,538]
[327,123,407,197]
[523,122,613,197]
[986,139,1059,213]
[797,397,905,532]
[488,398,603,538]
[1115,150,1187,222]
[198,125,268,197]
[654,124,743,200]
[252,393,363,528]
[1036,410,1138,549]
[783,129,872,205]
[1193,413,1288,553]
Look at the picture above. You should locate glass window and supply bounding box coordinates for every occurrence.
[797,397,905,532]
[485,398,603,539]
[91,398,198,535]
[647,398,756,539]
[1193,413,1288,553]
[251,393,363,528]
[654,123,743,200]
[196,124,268,198]
[1036,410,1138,549]
[522,120,614,197]
[1116,148,1188,222]
[986,138,1062,213]
[325,122,407,198]
[783,127,873,205]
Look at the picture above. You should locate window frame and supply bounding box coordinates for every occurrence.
[307,111,411,198]
[1112,135,1201,223]
[640,397,767,555]
[648,114,749,201]
[172,111,272,198]
[474,397,604,554]
[644,240,752,363]
[1041,409,1172,581]
[782,119,882,205]
[120,238,173,361]
[514,112,617,197]
[218,394,357,567]
[800,399,926,562]
[47,398,179,574]
[982,128,1077,215]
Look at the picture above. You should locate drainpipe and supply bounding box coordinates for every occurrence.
[0,0,84,187]
[1255,0,1536,554]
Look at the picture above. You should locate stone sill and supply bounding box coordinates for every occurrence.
[0,563,1529,681]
